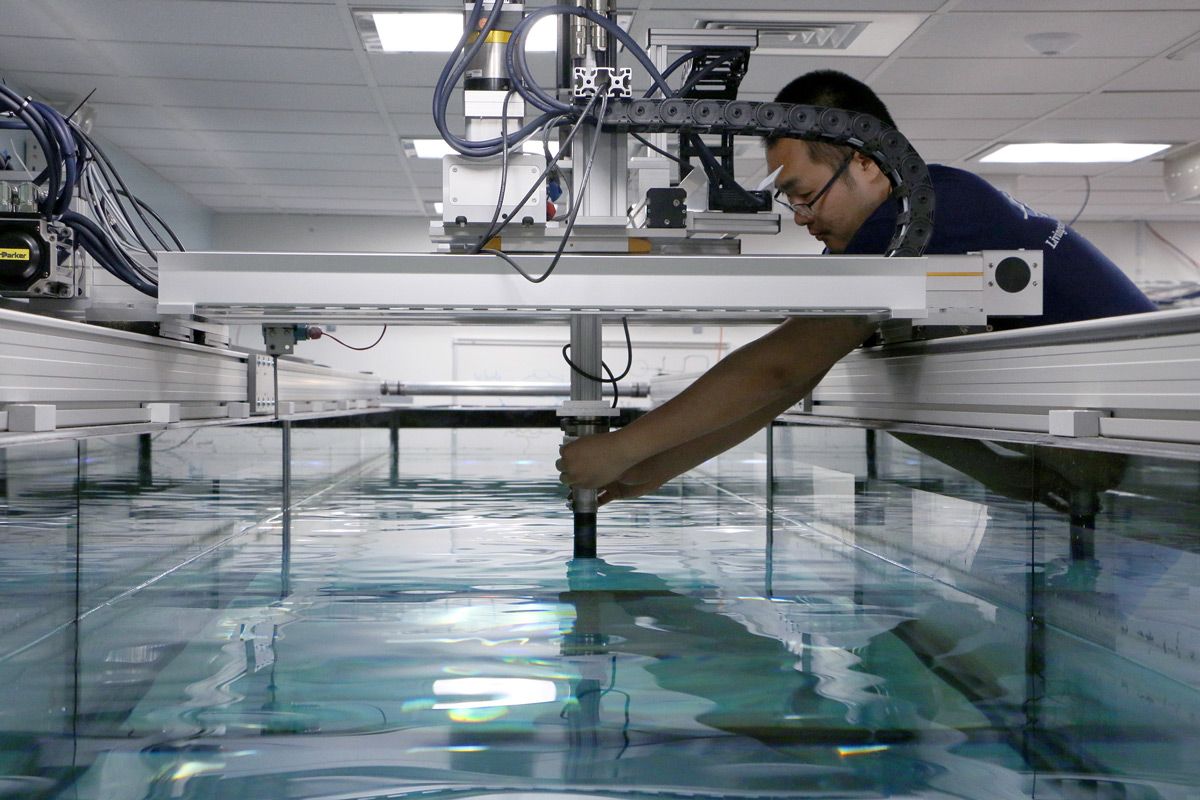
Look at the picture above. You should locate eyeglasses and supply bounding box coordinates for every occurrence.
[773,153,854,218]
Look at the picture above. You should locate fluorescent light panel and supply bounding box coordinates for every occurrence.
[371,12,556,52]
[981,143,1170,164]
[410,139,551,158]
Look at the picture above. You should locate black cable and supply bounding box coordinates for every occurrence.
[560,317,632,409]
[1066,175,1090,228]
[83,150,162,259]
[476,90,518,252]
[480,91,610,283]
[630,132,684,165]
[118,189,185,251]
[65,88,97,121]
[321,326,388,351]
[0,86,62,216]
[473,90,603,254]
[73,124,171,253]
[64,213,158,297]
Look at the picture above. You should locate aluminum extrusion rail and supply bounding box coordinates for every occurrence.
[157,251,1040,326]
[803,307,1200,448]
[0,307,381,435]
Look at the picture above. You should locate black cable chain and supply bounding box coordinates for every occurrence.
[587,98,935,257]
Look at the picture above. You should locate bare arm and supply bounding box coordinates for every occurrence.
[626,366,832,483]
[559,315,875,490]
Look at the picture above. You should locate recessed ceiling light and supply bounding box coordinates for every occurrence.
[376,12,460,52]
[407,138,551,158]
[980,143,1170,164]
[355,9,556,53]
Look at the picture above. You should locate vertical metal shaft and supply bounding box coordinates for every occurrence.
[272,355,280,421]
[137,432,153,488]
[569,315,603,402]
[389,413,400,488]
[281,419,292,592]
[765,422,774,596]
[567,314,604,559]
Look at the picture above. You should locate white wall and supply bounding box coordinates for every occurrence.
[1073,221,1200,284]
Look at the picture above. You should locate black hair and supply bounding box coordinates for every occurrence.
[773,70,896,127]
[766,70,898,171]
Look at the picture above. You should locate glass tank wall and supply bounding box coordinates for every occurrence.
[0,415,1196,799]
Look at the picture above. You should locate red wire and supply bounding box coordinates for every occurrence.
[322,326,388,351]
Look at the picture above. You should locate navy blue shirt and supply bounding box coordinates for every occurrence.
[844,165,1156,329]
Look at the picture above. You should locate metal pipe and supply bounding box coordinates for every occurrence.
[384,381,650,397]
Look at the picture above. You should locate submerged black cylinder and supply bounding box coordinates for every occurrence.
[573,512,597,559]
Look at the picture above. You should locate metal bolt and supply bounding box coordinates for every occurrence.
[988,281,994,287]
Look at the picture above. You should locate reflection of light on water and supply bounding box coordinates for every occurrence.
[408,745,489,753]
[448,707,509,723]
[433,677,558,718]
[838,745,889,757]
[171,761,226,781]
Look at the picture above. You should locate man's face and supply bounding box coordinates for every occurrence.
[766,139,888,253]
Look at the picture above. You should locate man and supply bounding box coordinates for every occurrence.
[556,70,1156,505]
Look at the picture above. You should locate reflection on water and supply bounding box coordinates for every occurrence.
[0,426,1197,799]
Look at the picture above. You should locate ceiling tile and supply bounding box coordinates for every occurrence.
[257,186,416,200]
[238,169,409,188]
[636,0,948,10]
[955,0,1200,10]
[213,133,398,155]
[899,118,1026,139]
[0,36,104,75]
[65,1,350,49]
[1013,117,1200,142]
[152,165,244,183]
[270,197,420,213]
[92,42,365,84]
[909,139,995,162]
[220,152,406,172]
[0,5,68,37]
[99,127,206,151]
[887,93,1080,119]
[873,57,1144,94]
[1104,58,1200,91]
[382,86,460,116]
[158,108,389,136]
[88,103,179,129]
[912,11,1200,58]
[129,148,225,168]
[1064,91,1200,118]
[739,56,888,97]
[176,183,270,197]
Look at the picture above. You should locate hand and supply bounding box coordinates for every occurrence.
[556,431,639,491]
[566,462,672,508]
[597,472,669,507]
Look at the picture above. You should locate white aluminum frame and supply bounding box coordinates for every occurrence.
[156,250,1038,326]
[0,308,380,437]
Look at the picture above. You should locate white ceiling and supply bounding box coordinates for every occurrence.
[2,0,1200,221]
